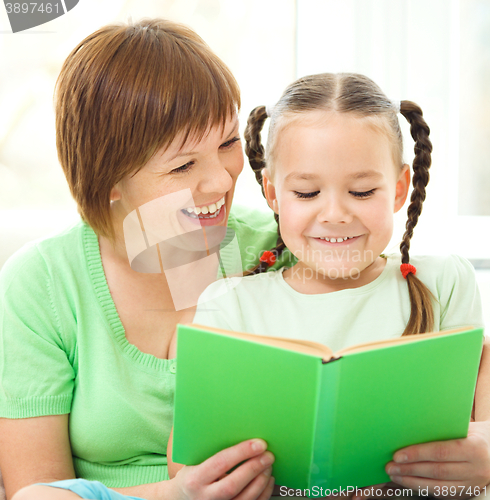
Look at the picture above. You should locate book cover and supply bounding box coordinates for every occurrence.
[173,324,483,490]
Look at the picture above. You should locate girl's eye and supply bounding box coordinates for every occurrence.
[294,191,320,199]
[220,136,240,149]
[170,161,194,174]
[350,189,376,199]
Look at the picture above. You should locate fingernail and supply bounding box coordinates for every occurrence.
[251,439,266,453]
[394,453,408,463]
[263,466,272,477]
[388,466,400,475]
[391,476,403,484]
[260,451,275,466]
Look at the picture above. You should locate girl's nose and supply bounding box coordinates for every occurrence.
[317,196,353,224]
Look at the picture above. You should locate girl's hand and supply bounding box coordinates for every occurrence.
[166,438,275,500]
[384,421,490,498]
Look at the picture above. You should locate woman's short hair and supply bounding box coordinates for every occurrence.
[55,18,240,238]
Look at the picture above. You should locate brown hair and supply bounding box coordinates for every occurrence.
[244,73,434,336]
[55,18,240,239]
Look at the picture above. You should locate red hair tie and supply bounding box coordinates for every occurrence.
[400,263,417,279]
[259,250,276,267]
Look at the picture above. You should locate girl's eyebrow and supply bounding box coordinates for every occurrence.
[348,170,383,180]
[284,172,318,181]
[285,170,383,182]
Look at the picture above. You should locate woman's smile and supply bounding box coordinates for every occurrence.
[181,196,227,226]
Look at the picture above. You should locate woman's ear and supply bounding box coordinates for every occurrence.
[110,184,122,202]
[261,169,278,214]
[394,164,410,213]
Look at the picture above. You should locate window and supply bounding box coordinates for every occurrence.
[296,0,490,260]
[1,0,489,264]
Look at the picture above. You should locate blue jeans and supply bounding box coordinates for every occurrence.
[39,479,144,500]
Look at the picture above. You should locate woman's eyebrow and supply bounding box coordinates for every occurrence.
[168,120,240,162]
[168,149,198,161]
[223,119,239,139]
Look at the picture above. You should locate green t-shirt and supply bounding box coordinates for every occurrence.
[0,205,290,488]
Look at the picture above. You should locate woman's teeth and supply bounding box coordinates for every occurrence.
[318,236,355,243]
[184,197,225,218]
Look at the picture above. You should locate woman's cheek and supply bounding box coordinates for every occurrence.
[229,147,244,179]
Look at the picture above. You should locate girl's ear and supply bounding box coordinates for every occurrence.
[262,168,278,214]
[110,184,122,202]
[394,164,410,213]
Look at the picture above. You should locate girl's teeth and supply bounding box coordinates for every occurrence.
[201,206,209,214]
[319,236,353,242]
[208,203,217,213]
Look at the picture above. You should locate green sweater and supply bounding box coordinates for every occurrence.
[0,205,292,487]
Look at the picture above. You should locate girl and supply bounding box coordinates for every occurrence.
[191,73,490,497]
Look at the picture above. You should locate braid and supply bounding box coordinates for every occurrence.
[245,239,286,276]
[399,100,435,336]
[244,105,268,195]
[244,105,286,275]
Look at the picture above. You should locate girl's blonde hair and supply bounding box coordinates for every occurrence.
[55,18,240,239]
[244,73,434,337]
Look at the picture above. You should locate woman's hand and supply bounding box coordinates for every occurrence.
[164,438,275,500]
[384,421,490,498]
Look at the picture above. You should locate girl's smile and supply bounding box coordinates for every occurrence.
[312,234,361,244]
[262,111,410,293]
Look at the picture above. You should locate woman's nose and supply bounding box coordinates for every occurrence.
[198,157,234,194]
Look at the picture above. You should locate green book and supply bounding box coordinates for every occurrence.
[172,324,483,491]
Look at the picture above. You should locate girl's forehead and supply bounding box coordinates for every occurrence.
[273,114,399,180]
[279,110,383,133]
[276,112,391,150]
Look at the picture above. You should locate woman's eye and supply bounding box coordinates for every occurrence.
[294,191,320,199]
[220,136,240,149]
[350,189,376,199]
[170,161,194,174]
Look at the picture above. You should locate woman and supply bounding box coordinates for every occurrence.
[0,18,289,500]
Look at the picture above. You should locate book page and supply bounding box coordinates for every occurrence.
[335,326,473,357]
[188,325,475,362]
[189,324,334,359]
